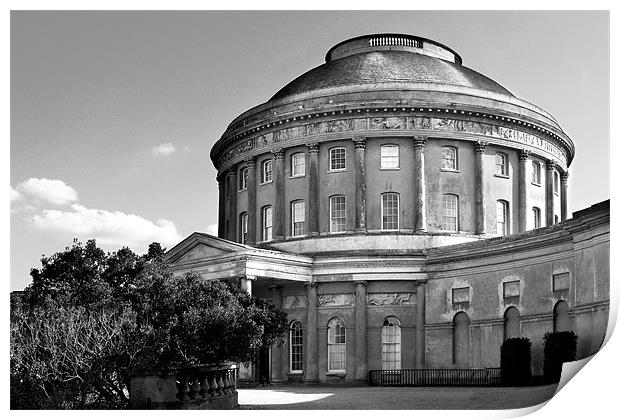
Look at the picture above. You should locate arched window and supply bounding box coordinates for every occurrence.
[442,194,459,231]
[553,300,570,332]
[441,146,458,170]
[261,159,273,183]
[380,144,400,169]
[239,212,248,244]
[495,153,508,176]
[262,206,272,241]
[290,321,303,373]
[327,318,346,372]
[291,200,306,236]
[504,306,520,340]
[453,312,470,367]
[533,207,541,229]
[329,147,346,171]
[496,200,510,235]
[291,153,306,177]
[382,316,401,370]
[381,192,399,230]
[329,195,346,233]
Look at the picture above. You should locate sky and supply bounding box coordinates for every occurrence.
[10,10,610,291]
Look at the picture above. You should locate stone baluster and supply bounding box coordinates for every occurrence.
[199,374,209,398]
[413,136,427,232]
[208,374,218,397]
[474,141,487,234]
[353,136,367,232]
[217,373,225,395]
[307,143,320,235]
[518,149,530,232]
[176,376,190,401]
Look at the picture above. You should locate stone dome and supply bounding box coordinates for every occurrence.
[271,46,513,102]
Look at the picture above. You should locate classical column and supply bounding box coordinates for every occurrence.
[239,275,254,296]
[518,150,531,233]
[561,172,569,221]
[354,281,368,383]
[413,136,427,232]
[228,166,238,242]
[245,157,257,245]
[546,160,556,226]
[353,137,367,232]
[307,143,320,235]
[415,281,426,369]
[474,141,487,234]
[269,285,284,383]
[273,149,285,239]
[304,281,319,384]
[217,173,225,238]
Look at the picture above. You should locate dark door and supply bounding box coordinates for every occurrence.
[258,347,270,384]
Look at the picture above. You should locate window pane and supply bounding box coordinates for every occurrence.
[263,207,272,241]
[290,321,303,372]
[533,207,541,228]
[381,145,399,169]
[532,161,541,184]
[262,160,272,183]
[496,154,507,175]
[442,147,457,170]
[442,194,458,231]
[239,213,248,244]
[496,201,508,235]
[291,153,305,177]
[382,317,401,370]
[328,318,346,372]
[330,148,346,171]
[291,201,306,236]
[330,196,346,232]
[381,193,399,230]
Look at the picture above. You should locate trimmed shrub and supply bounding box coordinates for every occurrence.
[543,331,578,384]
[500,337,532,386]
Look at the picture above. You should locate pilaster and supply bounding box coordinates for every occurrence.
[273,149,285,239]
[245,157,257,245]
[307,143,320,236]
[354,280,368,383]
[217,173,226,238]
[269,285,284,383]
[415,281,426,369]
[228,166,238,242]
[304,281,319,384]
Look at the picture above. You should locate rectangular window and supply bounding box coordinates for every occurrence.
[532,161,541,184]
[262,206,272,241]
[503,281,520,298]
[495,153,508,176]
[291,153,306,177]
[452,287,470,304]
[441,147,457,170]
[496,201,508,235]
[533,207,541,229]
[381,193,399,230]
[442,194,458,231]
[329,195,346,233]
[291,200,306,236]
[329,147,346,171]
[239,212,248,244]
[553,273,570,291]
[553,172,559,194]
[239,167,249,191]
[261,160,272,183]
[380,145,400,169]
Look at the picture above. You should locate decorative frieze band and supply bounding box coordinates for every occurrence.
[366,292,415,306]
[318,293,354,307]
[219,115,568,169]
[283,295,307,309]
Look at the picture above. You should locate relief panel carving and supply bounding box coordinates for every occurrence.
[366,292,415,306]
[318,293,354,307]
[283,295,307,309]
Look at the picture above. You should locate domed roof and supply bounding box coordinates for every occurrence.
[270,35,513,102]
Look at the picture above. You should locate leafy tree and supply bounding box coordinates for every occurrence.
[500,337,532,386]
[543,331,578,384]
[11,239,288,409]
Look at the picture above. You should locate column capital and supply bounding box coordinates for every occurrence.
[413,136,427,149]
[546,160,557,171]
[304,281,318,289]
[353,136,367,150]
[519,149,531,161]
[272,148,284,160]
[306,142,319,154]
[561,172,569,184]
[474,141,488,154]
[353,280,368,287]
[244,156,256,167]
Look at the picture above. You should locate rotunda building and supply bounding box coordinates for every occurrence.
[167,34,608,386]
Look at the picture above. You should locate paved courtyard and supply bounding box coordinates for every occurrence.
[238,384,559,410]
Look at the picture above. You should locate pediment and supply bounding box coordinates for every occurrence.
[165,232,249,265]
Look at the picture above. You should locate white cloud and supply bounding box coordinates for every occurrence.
[16,178,78,205]
[10,187,22,202]
[151,142,176,156]
[205,223,218,236]
[29,204,182,251]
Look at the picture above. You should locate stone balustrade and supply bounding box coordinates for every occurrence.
[130,363,238,409]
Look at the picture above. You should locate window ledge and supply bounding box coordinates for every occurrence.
[326,372,346,376]
[327,169,347,174]
[440,168,460,173]
[494,173,510,179]
[238,188,248,192]
[259,181,273,186]
[380,167,400,171]
[531,181,542,187]
[289,174,306,179]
